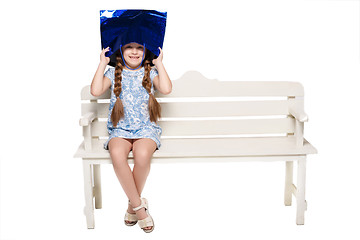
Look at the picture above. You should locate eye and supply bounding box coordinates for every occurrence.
[138,46,144,50]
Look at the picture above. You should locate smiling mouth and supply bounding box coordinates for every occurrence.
[129,56,140,59]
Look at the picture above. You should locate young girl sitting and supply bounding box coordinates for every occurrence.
[90,42,172,233]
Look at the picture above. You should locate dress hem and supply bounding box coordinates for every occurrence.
[103,136,161,151]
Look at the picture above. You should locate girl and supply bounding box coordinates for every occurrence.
[90,42,172,233]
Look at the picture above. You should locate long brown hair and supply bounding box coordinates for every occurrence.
[110,49,161,127]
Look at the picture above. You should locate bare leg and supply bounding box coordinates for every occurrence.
[133,138,156,194]
[108,138,144,221]
[127,138,157,230]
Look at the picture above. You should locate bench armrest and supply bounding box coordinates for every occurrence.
[289,106,308,122]
[79,112,96,126]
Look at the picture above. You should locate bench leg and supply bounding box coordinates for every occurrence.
[93,164,102,209]
[83,161,95,229]
[296,158,307,225]
[284,161,293,206]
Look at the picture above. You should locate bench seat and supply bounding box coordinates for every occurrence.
[75,136,316,160]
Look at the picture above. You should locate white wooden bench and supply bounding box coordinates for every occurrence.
[74,70,317,228]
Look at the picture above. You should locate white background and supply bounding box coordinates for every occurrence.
[1,0,360,239]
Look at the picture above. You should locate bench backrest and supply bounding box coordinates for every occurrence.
[81,71,304,142]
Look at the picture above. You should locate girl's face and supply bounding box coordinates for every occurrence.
[121,42,145,70]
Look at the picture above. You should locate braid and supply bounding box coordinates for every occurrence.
[110,54,125,127]
[142,60,162,123]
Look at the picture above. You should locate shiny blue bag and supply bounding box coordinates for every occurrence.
[100,9,167,67]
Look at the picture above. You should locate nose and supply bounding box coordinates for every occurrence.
[131,47,138,54]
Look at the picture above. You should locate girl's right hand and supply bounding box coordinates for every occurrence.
[100,47,110,65]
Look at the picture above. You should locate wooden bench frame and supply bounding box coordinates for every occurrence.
[74,71,317,228]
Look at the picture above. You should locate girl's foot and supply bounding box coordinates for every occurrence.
[125,204,137,225]
[127,203,152,231]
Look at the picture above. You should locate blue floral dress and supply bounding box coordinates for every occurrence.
[103,66,162,151]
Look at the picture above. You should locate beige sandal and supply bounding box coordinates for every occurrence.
[132,198,154,233]
[124,200,137,226]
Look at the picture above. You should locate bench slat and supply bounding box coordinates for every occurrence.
[81,100,296,118]
[90,118,295,137]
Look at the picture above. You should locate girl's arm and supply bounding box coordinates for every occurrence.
[152,47,172,95]
[91,47,111,96]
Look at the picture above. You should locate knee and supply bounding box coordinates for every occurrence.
[109,149,129,165]
[134,150,152,168]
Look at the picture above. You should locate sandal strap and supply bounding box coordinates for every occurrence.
[132,198,148,211]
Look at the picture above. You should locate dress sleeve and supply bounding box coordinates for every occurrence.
[150,67,159,94]
[104,67,115,86]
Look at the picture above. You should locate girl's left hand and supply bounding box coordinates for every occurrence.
[152,47,163,66]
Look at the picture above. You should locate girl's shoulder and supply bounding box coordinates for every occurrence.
[104,67,115,85]
[150,66,158,74]
[149,66,158,81]
[104,66,115,76]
